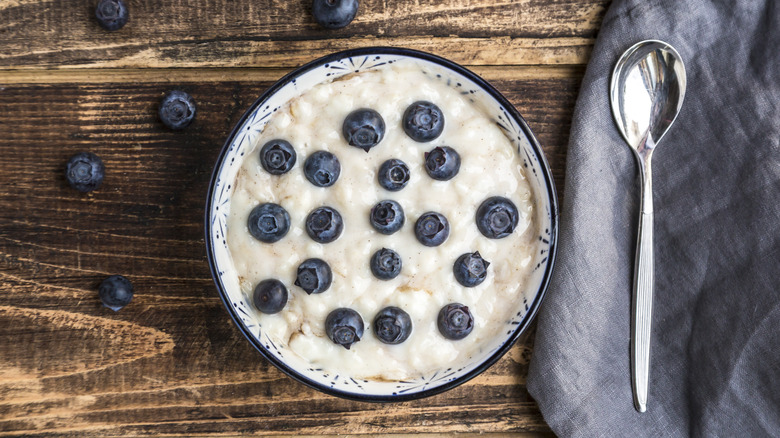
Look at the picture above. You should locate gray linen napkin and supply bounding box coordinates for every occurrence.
[526,0,780,436]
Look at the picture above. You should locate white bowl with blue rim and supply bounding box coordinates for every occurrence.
[205,47,558,401]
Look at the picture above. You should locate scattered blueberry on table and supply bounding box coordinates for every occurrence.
[403,101,444,142]
[304,151,341,187]
[437,303,474,340]
[370,248,402,280]
[295,258,333,295]
[476,196,519,239]
[95,0,128,31]
[247,203,291,243]
[253,279,288,314]
[373,307,412,345]
[99,275,134,311]
[312,0,359,29]
[369,200,405,235]
[305,206,344,243]
[325,308,364,349]
[158,90,196,130]
[377,158,410,191]
[260,139,297,175]
[66,152,105,193]
[424,146,460,181]
[453,252,490,287]
[415,212,450,247]
[343,108,385,152]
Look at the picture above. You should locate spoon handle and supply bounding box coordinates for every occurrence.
[632,157,654,413]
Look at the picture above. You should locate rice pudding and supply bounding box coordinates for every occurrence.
[225,59,538,380]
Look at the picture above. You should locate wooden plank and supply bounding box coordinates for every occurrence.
[0,70,580,436]
[0,0,608,69]
[0,36,594,69]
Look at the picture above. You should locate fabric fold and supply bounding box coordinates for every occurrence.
[527,1,780,436]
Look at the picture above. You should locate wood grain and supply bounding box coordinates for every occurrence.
[0,69,581,436]
[1,0,599,434]
[0,0,609,69]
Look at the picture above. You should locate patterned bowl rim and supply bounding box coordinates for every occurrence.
[205,46,559,402]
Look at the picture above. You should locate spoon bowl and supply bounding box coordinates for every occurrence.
[611,40,686,156]
[609,40,686,413]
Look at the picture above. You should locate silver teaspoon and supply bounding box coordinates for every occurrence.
[609,40,686,413]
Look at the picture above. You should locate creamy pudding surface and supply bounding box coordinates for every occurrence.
[226,59,538,380]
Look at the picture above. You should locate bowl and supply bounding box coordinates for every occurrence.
[205,47,558,401]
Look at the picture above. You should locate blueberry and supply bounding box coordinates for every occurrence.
[373,306,412,344]
[343,109,385,152]
[403,101,444,142]
[370,248,402,280]
[95,0,128,31]
[415,212,450,247]
[377,159,410,191]
[158,90,196,130]
[295,258,332,295]
[312,0,359,29]
[66,152,105,193]
[476,196,519,239]
[304,151,341,187]
[453,252,490,287]
[369,200,404,235]
[260,139,296,175]
[247,203,290,243]
[305,206,344,243]
[252,279,288,314]
[325,308,364,349]
[99,275,133,311]
[437,303,474,340]
[424,146,460,181]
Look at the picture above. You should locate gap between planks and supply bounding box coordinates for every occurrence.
[0,431,553,438]
[0,65,584,85]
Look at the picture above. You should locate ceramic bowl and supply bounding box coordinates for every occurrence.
[205,47,558,401]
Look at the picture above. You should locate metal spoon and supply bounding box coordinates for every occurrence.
[609,40,686,413]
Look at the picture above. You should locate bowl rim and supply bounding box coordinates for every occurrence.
[205,46,559,402]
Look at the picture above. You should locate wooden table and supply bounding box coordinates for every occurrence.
[0,1,608,436]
